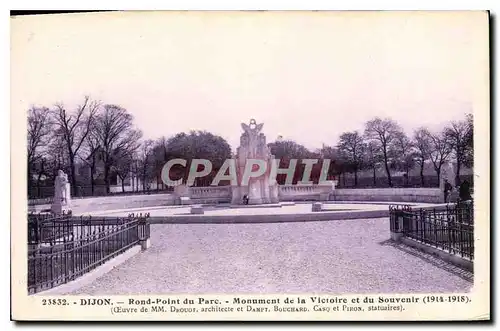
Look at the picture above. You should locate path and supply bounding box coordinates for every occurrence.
[69,218,473,295]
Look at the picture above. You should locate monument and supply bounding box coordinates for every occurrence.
[439,161,457,202]
[231,119,279,205]
[51,170,71,214]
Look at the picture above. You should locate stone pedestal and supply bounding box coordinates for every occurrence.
[50,202,71,215]
[312,202,323,212]
[439,161,457,202]
[390,232,403,242]
[231,185,245,205]
[174,184,192,205]
[270,184,280,203]
[179,197,192,205]
[190,205,204,214]
[319,193,330,201]
[140,238,151,250]
[51,173,71,215]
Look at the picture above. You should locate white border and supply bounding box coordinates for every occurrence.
[5,1,497,330]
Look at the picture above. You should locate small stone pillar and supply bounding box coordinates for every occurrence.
[312,202,322,212]
[174,184,192,205]
[190,205,204,214]
[389,208,404,242]
[137,217,151,251]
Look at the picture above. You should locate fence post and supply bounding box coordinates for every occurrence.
[137,215,151,251]
[389,206,403,242]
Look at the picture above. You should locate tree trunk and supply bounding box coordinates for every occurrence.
[90,159,95,196]
[36,172,42,199]
[420,161,425,186]
[354,169,358,187]
[69,156,77,196]
[121,177,125,192]
[142,171,146,192]
[383,147,392,187]
[372,166,376,187]
[104,163,111,194]
[456,157,461,187]
[27,165,33,197]
[90,170,94,196]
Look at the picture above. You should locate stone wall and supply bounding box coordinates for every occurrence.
[278,184,332,202]
[331,188,442,203]
[189,186,232,204]
[33,193,177,214]
[32,187,443,215]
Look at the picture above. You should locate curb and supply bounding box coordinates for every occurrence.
[146,209,389,224]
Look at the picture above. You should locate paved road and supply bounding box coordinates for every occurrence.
[70,218,473,295]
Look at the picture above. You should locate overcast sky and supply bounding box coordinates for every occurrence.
[11,11,488,152]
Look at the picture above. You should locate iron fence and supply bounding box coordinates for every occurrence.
[389,201,474,260]
[27,212,150,294]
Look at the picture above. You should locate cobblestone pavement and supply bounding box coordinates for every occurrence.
[70,218,473,295]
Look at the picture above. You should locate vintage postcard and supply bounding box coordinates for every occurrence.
[11,10,490,321]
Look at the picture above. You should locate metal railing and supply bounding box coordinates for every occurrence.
[27,212,150,294]
[389,201,474,261]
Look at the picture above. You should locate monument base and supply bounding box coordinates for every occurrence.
[176,197,192,205]
[231,186,243,205]
[51,203,71,215]
[319,193,330,201]
[174,185,191,205]
[190,205,204,214]
[248,197,265,205]
[312,202,323,212]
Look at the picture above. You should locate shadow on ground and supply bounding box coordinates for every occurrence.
[378,239,474,283]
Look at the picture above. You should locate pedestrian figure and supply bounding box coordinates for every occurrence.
[242,194,249,205]
[443,179,453,203]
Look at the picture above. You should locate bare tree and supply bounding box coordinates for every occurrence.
[464,113,474,167]
[27,106,52,195]
[78,125,101,196]
[129,157,141,193]
[427,130,452,184]
[137,140,155,191]
[46,131,70,179]
[28,106,51,166]
[93,104,142,193]
[319,145,342,183]
[114,149,135,193]
[51,96,99,195]
[413,127,431,186]
[152,137,169,190]
[364,118,403,187]
[364,141,383,187]
[392,132,415,183]
[444,115,472,186]
[337,131,365,186]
